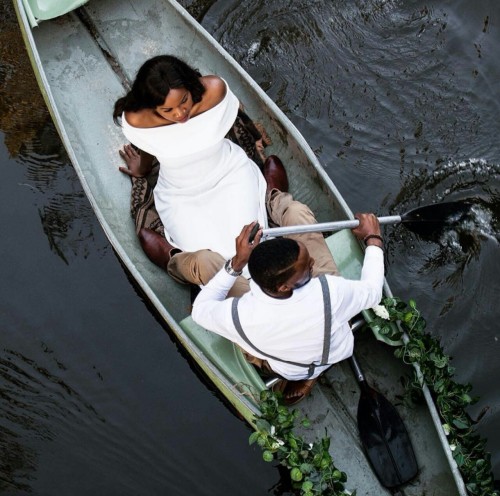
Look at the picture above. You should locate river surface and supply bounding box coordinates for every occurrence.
[1,0,499,494]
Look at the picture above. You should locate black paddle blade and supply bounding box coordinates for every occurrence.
[400,200,473,239]
[357,384,418,489]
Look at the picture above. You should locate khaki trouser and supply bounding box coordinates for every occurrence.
[166,189,339,297]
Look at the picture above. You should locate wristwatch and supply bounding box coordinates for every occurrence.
[224,258,242,277]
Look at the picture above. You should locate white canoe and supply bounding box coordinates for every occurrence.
[14,0,466,494]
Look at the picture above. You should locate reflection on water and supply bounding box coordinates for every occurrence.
[0,3,104,266]
[0,3,47,157]
[25,139,102,264]
[0,347,105,492]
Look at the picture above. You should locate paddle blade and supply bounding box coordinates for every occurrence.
[357,385,418,488]
[401,200,473,239]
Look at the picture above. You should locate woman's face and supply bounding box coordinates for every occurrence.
[155,87,194,124]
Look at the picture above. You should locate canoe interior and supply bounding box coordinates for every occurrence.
[22,0,88,26]
[14,0,466,494]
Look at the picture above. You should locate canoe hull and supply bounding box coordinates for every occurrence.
[14,0,466,494]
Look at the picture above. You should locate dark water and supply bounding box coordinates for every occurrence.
[1,0,499,494]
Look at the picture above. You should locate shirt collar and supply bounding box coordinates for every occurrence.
[248,277,319,303]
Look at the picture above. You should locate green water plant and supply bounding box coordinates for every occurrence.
[368,296,499,496]
[250,389,353,495]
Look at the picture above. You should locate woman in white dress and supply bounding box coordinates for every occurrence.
[113,55,287,295]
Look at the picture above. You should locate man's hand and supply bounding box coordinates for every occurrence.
[352,213,382,248]
[231,221,263,272]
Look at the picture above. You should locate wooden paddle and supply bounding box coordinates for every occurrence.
[262,200,472,239]
[349,354,418,492]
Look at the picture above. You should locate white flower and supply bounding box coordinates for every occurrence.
[270,425,276,436]
[449,444,457,451]
[442,423,451,436]
[372,304,390,320]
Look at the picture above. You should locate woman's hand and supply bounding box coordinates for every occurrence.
[118,144,153,177]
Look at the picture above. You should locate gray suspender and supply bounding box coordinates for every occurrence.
[319,274,332,364]
[231,274,332,378]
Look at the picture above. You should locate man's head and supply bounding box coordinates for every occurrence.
[248,238,314,297]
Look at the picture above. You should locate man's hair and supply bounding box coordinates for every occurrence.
[248,238,300,292]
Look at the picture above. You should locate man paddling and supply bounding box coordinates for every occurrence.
[192,212,385,405]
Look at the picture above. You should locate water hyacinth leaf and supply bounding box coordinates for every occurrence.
[290,467,303,481]
[321,437,331,450]
[453,418,470,430]
[262,450,274,462]
[333,469,344,481]
[248,431,259,445]
[454,452,465,467]
[301,480,314,491]
[255,419,272,433]
[257,436,267,447]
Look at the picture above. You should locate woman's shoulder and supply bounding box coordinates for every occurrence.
[123,108,161,129]
[200,75,228,108]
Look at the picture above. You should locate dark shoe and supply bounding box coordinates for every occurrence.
[138,228,180,271]
[263,155,289,193]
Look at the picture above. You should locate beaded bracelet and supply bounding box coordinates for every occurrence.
[363,234,384,245]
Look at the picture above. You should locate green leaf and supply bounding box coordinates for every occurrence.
[332,469,343,480]
[403,311,413,323]
[255,419,272,433]
[454,452,465,467]
[262,450,274,462]
[248,431,260,445]
[290,467,303,481]
[453,418,470,430]
[301,480,314,491]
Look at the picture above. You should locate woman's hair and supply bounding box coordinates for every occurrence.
[113,55,206,124]
[248,238,300,292]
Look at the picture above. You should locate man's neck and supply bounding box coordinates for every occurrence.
[260,287,292,299]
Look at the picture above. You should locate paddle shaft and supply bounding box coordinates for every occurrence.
[349,354,366,384]
[262,215,402,238]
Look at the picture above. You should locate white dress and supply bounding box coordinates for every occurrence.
[121,81,268,260]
